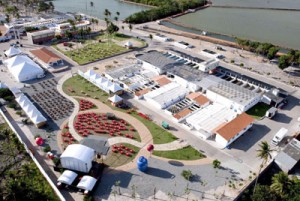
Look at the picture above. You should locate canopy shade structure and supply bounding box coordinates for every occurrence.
[58,170,78,185]
[84,69,96,80]
[4,47,22,57]
[4,55,44,82]
[15,94,47,127]
[109,83,123,93]
[108,95,122,103]
[60,144,95,173]
[76,176,97,191]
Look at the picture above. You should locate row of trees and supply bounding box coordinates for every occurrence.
[125,0,206,24]
[236,38,300,69]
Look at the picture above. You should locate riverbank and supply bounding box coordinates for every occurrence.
[212,5,300,11]
[121,0,157,8]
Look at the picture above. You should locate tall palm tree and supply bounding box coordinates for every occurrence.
[253,141,274,194]
[270,172,291,198]
[128,24,132,32]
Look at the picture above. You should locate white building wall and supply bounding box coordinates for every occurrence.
[215,123,253,148]
[141,61,162,74]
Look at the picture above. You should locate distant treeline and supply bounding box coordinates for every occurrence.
[236,38,300,69]
[124,0,206,24]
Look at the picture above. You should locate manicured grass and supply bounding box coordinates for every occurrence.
[246,102,271,119]
[63,76,178,144]
[63,75,109,101]
[56,40,128,65]
[131,112,178,144]
[104,143,140,167]
[153,146,205,160]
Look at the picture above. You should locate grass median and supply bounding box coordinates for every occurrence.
[153,146,205,160]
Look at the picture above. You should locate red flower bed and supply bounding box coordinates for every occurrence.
[79,99,95,111]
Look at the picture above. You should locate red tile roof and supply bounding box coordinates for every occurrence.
[152,75,171,86]
[173,108,192,119]
[30,47,62,64]
[215,113,255,141]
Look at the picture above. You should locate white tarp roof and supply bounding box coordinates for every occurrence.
[60,144,95,164]
[109,83,123,93]
[76,176,97,191]
[144,82,188,108]
[186,102,236,133]
[84,69,96,79]
[109,95,122,103]
[90,74,101,83]
[0,83,8,89]
[15,94,47,125]
[4,55,44,82]
[5,47,22,57]
[58,170,78,185]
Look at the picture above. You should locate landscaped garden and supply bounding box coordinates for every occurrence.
[246,102,271,119]
[74,112,141,142]
[153,146,205,160]
[54,33,145,65]
[104,143,140,167]
[63,76,178,144]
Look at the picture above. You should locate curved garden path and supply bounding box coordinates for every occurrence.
[57,74,207,170]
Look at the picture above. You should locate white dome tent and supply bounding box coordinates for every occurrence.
[57,170,78,186]
[125,41,133,49]
[76,175,97,193]
[4,47,22,58]
[60,144,95,173]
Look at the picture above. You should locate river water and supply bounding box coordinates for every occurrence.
[52,0,148,20]
[52,0,300,49]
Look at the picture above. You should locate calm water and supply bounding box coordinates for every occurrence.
[52,0,148,20]
[173,7,300,49]
[212,0,300,9]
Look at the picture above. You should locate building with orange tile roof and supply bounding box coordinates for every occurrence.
[30,47,63,67]
[152,75,171,86]
[215,112,255,148]
[173,108,192,120]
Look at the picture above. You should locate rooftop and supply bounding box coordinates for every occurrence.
[207,80,259,105]
[193,95,210,106]
[152,75,171,86]
[173,108,192,120]
[275,139,300,172]
[30,47,62,64]
[105,64,141,81]
[215,112,255,141]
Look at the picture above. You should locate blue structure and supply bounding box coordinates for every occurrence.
[137,156,148,172]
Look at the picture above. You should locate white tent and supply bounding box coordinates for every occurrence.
[102,80,113,93]
[4,55,36,68]
[95,77,104,87]
[4,47,22,57]
[60,144,95,173]
[109,95,123,103]
[109,83,123,93]
[57,170,78,185]
[76,176,97,191]
[90,74,101,83]
[15,94,47,127]
[125,41,133,48]
[84,69,96,80]
[9,62,44,82]
[0,83,8,89]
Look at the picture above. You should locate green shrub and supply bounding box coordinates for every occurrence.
[181,170,193,181]
[230,59,235,63]
[16,111,22,116]
[3,95,13,102]
[7,102,16,109]
[43,146,51,153]
[0,88,13,98]
[240,63,244,67]
[213,159,221,169]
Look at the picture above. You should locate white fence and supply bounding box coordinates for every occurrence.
[0,108,66,201]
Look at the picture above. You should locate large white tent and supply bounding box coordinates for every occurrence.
[4,47,22,57]
[57,170,78,185]
[109,83,123,93]
[109,94,122,103]
[60,144,95,173]
[15,94,47,127]
[4,55,44,82]
[76,176,97,192]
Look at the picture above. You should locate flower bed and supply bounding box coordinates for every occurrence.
[79,99,96,111]
[60,124,78,148]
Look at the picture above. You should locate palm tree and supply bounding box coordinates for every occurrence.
[116,11,120,16]
[253,141,274,194]
[128,24,132,32]
[270,172,291,198]
[114,16,118,23]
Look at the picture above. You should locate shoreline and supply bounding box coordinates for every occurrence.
[120,0,157,8]
[212,5,300,11]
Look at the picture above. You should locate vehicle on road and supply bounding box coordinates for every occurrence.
[265,107,277,119]
[162,121,170,129]
[272,127,288,146]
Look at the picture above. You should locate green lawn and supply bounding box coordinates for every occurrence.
[63,76,178,144]
[104,143,140,167]
[153,146,205,160]
[246,102,271,119]
[131,112,178,144]
[56,41,128,65]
